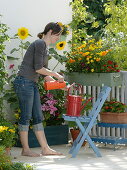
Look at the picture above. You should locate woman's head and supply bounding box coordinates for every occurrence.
[37,22,62,39]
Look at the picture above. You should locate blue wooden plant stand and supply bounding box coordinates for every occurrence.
[91,122,127,150]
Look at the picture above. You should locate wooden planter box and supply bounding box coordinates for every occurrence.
[100,112,127,124]
[15,125,69,148]
[65,72,123,87]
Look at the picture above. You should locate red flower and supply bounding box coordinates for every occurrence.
[116,69,120,72]
[105,106,109,109]
[114,65,118,67]
[107,60,113,65]
[9,64,14,69]
[108,66,113,69]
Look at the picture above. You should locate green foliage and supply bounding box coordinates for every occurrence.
[83,0,110,38]
[3,28,32,119]
[69,0,88,43]
[39,80,66,127]
[0,146,34,170]
[104,0,127,70]
[0,120,17,147]
[0,15,10,117]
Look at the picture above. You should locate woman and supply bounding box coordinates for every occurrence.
[13,22,64,157]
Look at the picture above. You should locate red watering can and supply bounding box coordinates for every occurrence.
[66,83,93,117]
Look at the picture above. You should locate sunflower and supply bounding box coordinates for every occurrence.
[56,41,66,50]
[18,27,29,40]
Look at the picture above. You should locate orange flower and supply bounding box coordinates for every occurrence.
[96,58,101,62]
[78,58,82,61]
[82,52,90,56]
[69,59,75,63]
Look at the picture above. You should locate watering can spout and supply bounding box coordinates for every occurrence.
[81,97,94,111]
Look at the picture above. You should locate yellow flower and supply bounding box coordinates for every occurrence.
[91,69,94,72]
[90,60,94,63]
[0,126,8,132]
[88,39,95,43]
[56,41,66,50]
[18,27,29,40]
[57,22,63,27]
[66,31,70,34]
[9,129,15,133]
[15,113,20,119]
[88,44,96,51]
[92,21,99,28]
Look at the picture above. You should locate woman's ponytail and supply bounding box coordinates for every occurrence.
[37,32,44,39]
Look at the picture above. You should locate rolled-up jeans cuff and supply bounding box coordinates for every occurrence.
[18,124,29,131]
[33,123,44,132]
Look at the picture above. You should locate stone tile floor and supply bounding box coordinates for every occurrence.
[11,143,127,170]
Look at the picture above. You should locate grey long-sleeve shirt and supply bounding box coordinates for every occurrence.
[18,39,49,82]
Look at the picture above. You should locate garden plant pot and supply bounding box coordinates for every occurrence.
[65,72,123,87]
[15,125,69,147]
[100,112,127,124]
[70,129,87,146]
[5,147,11,156]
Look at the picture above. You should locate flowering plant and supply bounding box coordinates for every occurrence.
[0,124,17,147]
[40,89,66,127]
[57,22,69,36]
[4,27,32,117]
[65,39,120,73]
[101,99,127,113]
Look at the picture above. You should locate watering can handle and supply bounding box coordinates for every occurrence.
[67,83,83,96]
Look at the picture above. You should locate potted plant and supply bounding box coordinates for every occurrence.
[39,83,69,146]
[0,120,17,155]
[64,39,122,87]
[100,99,127,124]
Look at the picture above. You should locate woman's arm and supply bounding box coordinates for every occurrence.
[36,67,64,82]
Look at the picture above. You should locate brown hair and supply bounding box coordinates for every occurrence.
[37,22,62,39]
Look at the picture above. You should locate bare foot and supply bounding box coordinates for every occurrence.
[21,150,41,157]
[41,148,63,156]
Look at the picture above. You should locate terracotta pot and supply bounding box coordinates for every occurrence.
[5,147,11,156]
[100,112,127,124]
[70,129,87,146]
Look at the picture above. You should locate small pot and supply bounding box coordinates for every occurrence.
[70,129,87,146]
[5,147,11,156]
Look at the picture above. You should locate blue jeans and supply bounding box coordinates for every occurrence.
[13,76,44,132]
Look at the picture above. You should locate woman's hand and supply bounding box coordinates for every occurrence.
[44,76,55,82]
[54,72,64,82]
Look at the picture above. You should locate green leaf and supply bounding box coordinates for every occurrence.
[7,56,19,60]
[10,48,20,54]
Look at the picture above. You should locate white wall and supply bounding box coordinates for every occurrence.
[0,0,72,71]
[0,0,72,120]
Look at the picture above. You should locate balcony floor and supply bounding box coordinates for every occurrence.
[11,143,127,170]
